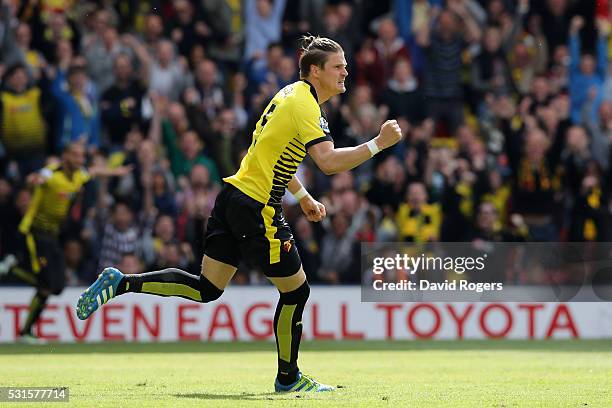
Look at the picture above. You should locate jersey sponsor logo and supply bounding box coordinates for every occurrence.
[57,191,75,200]
[9,105,33,113]
[319,117,330,134]
[281,84,294,96]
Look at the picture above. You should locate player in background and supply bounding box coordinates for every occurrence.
[0,142,131,343]
[76,36,403,392]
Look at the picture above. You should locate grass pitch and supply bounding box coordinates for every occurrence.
[1,340,611,407]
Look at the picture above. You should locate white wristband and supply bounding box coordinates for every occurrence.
[292,187,309,201]
[366,139,380,157]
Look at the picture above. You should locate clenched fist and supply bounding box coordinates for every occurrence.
[374,120,403,150]
[299,195,327,222]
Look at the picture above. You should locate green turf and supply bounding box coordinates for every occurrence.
[1,340,611,407]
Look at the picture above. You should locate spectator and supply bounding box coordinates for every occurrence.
[568,16,609,124]
[586,101,612,169]
[140,13,164,55]
[64,239,86,286]
[281,0,325,50]
[210,108,244,178]
[156,100,220,183]
[292,215,321,283]
[153,239,193,270]
[176,163,220,268]
[354,38,385,96]
[246,42,284,95]
[509,40,548,96]
[471,25,515,99]
[503,125,564,241]
[37,11,80,63]
[79,8,114,51]
[147,39,193,101]
[151,169,178,217]
[2,22,47,80]
[169,0,211,58]
[468,201,527,243]
[509,7,549,95]
[568,167,607,241]
[563,125,592,197]
[373,17,410,86]
[535,0,574,60]
[244,0,287,62]
[0,63,49,177]
[100,54,147,150]
[416,6,481,135]
[202,0,242,68]
[396,182,441,242]
[84,25,131,94]
[319,213,359,284]
[89,198,155,273]
[320,3,359,65]
[183,59,226,134]
[169,127,219,183]
[366,155,407,211]
[380,57,427,126]
[151,214,176,263]
[52,62,100,152]
[117,252,144,275]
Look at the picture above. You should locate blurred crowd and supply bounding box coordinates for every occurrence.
[1,0,611,286]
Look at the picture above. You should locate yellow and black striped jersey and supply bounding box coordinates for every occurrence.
[19,164,90,236]
[224,80,332,205]
[1,88,46,155]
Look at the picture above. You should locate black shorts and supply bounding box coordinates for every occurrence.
[15,231,66,294]
[204,183,301,278]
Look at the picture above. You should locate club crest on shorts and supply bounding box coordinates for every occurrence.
[282,240,292,252]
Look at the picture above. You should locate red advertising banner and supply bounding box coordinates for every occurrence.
[1,288,610,342]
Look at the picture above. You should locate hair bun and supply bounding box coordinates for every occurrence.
[301,34,317,51]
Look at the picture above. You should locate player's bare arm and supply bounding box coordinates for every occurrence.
[308,119,403,175]
[88,164,133,178]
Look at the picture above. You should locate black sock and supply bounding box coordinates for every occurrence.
[274,281,310,386]
[115,268,223,303]
[20,291,48,336]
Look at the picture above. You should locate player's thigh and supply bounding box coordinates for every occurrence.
[202,188,242,290]
[201,255,237,290]
[240,234,303,289]
[12,232,32,269]
[267,265,307,293]
[202,233,239,290]
[36,235,65,295]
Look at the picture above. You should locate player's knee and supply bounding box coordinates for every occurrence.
[199,274,224,302]
[280,281,310,305]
